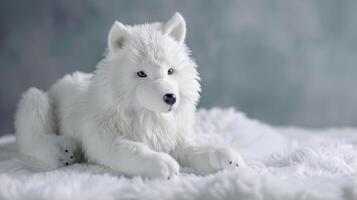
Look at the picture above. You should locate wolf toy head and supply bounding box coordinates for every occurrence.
[100,13,200,114]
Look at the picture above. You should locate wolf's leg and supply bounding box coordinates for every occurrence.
[15,88,79,168]
[82,130,179,179]
[172,142,246,175]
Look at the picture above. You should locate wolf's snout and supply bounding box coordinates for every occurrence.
[163,93,176,105]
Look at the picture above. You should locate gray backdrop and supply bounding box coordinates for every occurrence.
[1,0,357,135]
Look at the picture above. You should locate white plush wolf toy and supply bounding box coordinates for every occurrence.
[15,13,245,179]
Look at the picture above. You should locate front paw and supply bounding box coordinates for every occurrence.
[208,147,245,172]
[186,146,245,175]
[144,152,180,179]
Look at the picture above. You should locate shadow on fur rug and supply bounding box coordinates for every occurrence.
[1,108,357,200]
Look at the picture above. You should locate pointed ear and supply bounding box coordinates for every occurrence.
[163,12,186,44]
[107,21,130,54]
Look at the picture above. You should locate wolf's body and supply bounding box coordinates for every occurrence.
[15,13,244,178]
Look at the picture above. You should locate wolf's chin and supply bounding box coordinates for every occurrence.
[138,104,176,114]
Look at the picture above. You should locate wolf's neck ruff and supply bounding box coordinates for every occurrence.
[97,105,178,152]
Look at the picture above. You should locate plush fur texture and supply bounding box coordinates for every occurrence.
[2,108,357,199]
[14,13,245,179]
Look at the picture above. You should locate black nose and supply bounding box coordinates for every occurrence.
[163,93,176,105]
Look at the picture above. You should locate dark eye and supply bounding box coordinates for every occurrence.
[137,71,147,78]
[168,68,174,75]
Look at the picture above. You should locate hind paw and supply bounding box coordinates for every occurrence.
[55,135,80,167]
[36,134,80,168]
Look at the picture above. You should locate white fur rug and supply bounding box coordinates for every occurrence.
[1,108,357,200]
